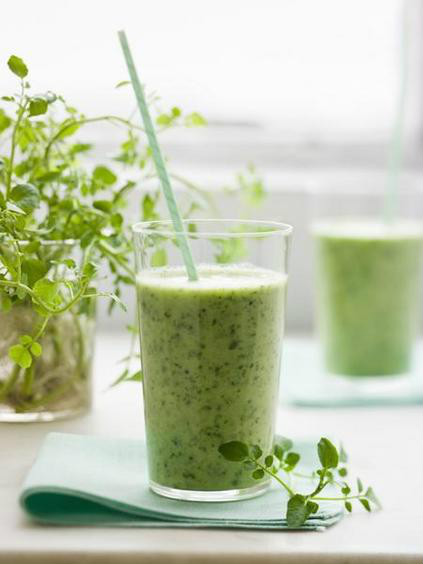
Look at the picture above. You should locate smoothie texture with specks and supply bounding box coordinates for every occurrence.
[314,220,423,376]
[137,264,286,491]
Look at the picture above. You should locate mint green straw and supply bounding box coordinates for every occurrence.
[384,5,408,224]
[118,30,198,281]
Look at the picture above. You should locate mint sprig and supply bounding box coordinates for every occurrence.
[219,437,381,528]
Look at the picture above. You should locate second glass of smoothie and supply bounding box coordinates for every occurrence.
[133,219,292,501]
[313,219,423,377]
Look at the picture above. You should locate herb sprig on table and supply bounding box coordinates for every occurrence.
[219,437,381,527]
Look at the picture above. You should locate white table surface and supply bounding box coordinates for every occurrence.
[1,334,422,564]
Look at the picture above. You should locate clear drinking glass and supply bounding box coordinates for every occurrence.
[311,184,423,378]
[0,241,95,422]
[133,219,292,502]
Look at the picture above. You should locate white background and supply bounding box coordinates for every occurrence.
[1,0,422,332]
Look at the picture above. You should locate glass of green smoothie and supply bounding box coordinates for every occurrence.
[133,219,292,501]
[313,218,423,377]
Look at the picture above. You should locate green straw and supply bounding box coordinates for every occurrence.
[384,4,408,224]
[118,30,198,281]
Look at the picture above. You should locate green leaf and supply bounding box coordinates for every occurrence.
[264,455,273,468]
[307,500,319,514]
[63,259,76,269]
[28,97,48,117]
[184,112,207,127]
[83,261,98,279]
[339,443,348,463]
[214,237,247,264]
[126,370,142,382]
[341,484,351,495]
[10,183,40,214]
[8,344,32,369]
[365,487,382,509]
[285,452,300,469]
[115,80,131,88]
[19,335,33,346]
[93,200,112,213]
[56,120,80,140]
[0,109,12,133]
[142,193,159,221]
[218,441,249,462]
[252,468,265,480]
[359,498,371,512]
[156,113,172,126]
[273,444,284,461]
[338,467,348,477]
[93,165,117,186]
[70,143,92,155]
[7,55,28,78]
[6,201,26,214]
[286,494,313,528]
[250,444,263,460]
[80,230,96,249]
[30,342,42,357]
[238,172,266,207]
[317,437,339,469]
[273,436,294,461]
[33,278,59,307]
[151,248,167,267]
[21,258,48,287]
[109,369,143,388]
[111,213,123,230]
[357,478,363,493]
[345,501,352,513]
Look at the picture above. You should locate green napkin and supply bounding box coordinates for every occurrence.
[20,433,343,531]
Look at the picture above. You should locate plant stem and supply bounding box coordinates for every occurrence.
[33,315,50,341]
[251,457,296,497]
[44,115,144,163]
[0,364,21,401]
[98,241,134,277]
[6,81,27,199]
[169,173,220,216]
[291,470,315,480]
[313,494,365,501]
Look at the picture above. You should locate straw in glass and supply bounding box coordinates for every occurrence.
[118,30,198,281]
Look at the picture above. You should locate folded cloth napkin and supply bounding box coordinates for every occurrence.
[20,433,343,530]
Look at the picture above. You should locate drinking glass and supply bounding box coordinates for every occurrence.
[311,184,423,378]
[133,219,292,501]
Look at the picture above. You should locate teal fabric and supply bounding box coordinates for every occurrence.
[20,433,343,530]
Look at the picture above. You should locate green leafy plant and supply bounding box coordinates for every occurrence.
[0,54,208,411]
[219,436,381,528]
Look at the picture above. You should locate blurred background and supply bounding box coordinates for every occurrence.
[2,0,422,333]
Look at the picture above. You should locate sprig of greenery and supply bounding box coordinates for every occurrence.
[218,437,381,528]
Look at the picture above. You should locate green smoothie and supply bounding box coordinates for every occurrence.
[313,220,423,376]
[137,264,286,492]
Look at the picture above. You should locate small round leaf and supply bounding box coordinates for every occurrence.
[9,344,32,369]
[218,441,249,462]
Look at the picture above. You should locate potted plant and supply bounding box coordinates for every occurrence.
[0,54,209,421]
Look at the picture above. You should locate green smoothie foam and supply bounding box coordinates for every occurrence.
[313,220,423,376]
[137,264,286,492]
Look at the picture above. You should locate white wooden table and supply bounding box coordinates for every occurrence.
[1,335,422,564]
